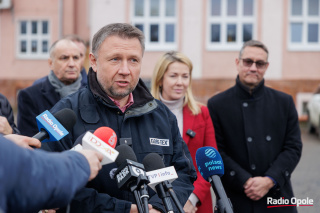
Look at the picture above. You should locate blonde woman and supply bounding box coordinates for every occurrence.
[151,51,217,213]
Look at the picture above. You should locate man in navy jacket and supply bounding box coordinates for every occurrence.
[207,40,302,213]
[17,38,87,137]
[0,134,103,213]
[42,23,197,213]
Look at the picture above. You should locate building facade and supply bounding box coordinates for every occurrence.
[0,0,320,119]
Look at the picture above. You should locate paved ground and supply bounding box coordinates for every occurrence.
[291,123,320,213]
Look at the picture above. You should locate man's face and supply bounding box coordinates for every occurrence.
[89,36,143,102]
[236,46,269,89]
[49,40,81,85]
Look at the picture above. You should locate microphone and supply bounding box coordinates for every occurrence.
[196,146,234,213]
[93,126,117,148]
[72,127,119,165]
[115,144,149,213]
[33,109,76,142]
[143,153,184,213]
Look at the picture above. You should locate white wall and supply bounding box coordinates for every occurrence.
[181,0,203,79]
[261,0,283,79]
[89,0,126,43]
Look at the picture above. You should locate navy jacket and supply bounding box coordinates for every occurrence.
[207,78,302,213]
[42,69,197,213]
[0,93,20,134]
[0,135,90,213]
[17,76,87,137]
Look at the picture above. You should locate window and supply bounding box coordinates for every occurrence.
[131,0,177,51]
[207,0,256,51]
[17,20,50,59]
[289,0,320,51]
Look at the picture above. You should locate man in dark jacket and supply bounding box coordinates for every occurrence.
[207,40,302,213]
[0,93,20,134]
[42,23,197,213]
[17,38,87,137]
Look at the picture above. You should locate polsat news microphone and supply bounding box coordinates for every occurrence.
[196,146,234,213]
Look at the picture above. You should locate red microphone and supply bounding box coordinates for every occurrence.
[72,127,119,165]
[93,127,117,148]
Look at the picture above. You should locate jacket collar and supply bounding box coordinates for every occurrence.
[235,75,265,99]
[88,68,154,109]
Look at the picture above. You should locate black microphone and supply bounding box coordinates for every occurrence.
[32,108,76,142]
[115,144,149,213]
[143,153,184,213]
[196,146,233,213]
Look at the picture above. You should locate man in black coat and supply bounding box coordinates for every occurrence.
[17,38,87,137]
[207,40,302,213]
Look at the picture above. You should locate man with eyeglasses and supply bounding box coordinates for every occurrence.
[207,40,302,213]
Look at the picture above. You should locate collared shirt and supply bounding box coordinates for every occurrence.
[108,93,134,113]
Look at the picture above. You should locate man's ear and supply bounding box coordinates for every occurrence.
[235,58,240,66]
[89,53,97,72]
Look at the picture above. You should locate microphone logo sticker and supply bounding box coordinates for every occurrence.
[108,132,117,147]
[205,148,216,159]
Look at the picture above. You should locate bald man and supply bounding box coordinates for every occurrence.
[18,39,87,137]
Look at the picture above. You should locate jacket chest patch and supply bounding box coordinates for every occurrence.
[150,138,169,146]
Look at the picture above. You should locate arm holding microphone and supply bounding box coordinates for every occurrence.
[4,134,41,149]
[0,135,103,213]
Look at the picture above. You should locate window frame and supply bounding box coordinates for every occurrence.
[16,19,50,59]
[131,0,178,51]
[288,0,320,51]
[206,0,257,51]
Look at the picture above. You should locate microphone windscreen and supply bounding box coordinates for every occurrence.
[53,108,77,131]
[115,144,137,167]
[195,146,224,181]
[142,153,165,172]
[93,127,117,148]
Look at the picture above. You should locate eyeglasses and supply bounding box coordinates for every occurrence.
[240,58,269,69]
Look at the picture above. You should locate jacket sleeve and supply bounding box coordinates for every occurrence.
[264,96,302,189]
[17,89,39,137]
[0,94,20,134]
[167,111,197,210]
[207,99,252,192]
[192,106,217,205]
[0,136,90,213]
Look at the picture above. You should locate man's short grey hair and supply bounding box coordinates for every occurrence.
[91,23,145,58]
[239,40,269,60]
[49,39,75,58]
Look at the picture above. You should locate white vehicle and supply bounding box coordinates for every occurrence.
[307,93,320,136]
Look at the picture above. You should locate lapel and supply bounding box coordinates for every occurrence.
[40,77,60,106]
[183,105,195,145]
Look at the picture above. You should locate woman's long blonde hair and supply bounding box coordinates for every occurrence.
[151,51,201,115]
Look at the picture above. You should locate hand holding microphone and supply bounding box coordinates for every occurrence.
[196,146,233,213]
[4,134,41,149]
[77,149,103,181]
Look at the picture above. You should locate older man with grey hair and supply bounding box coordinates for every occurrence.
[18,38,87,137]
